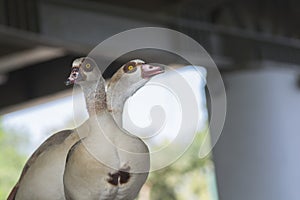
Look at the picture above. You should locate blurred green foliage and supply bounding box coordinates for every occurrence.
[146,127,218,200]
[0,121,27,199]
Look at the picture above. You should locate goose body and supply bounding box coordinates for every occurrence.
[63,59,164,200]
[7,57,101,200]
[64,114,149,200]
[7,129,80,200]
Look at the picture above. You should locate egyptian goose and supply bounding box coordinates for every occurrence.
[63,59,164,200]
[7,57,101,200]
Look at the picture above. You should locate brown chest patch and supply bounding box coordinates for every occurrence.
[107,166,131,186]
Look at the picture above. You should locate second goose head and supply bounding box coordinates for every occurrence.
[107,59,165,128]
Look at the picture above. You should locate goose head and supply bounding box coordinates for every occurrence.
[65,57,106,115]
[107,59,165,128]
[65,57,99,86]
[107,59,164,89]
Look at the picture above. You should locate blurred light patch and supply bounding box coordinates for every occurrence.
[2,97,75,155]
[124,66,208,150]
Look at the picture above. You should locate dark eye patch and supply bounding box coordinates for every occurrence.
[123,62,137,73]
[82,60,95,72]
[72,67,79,72]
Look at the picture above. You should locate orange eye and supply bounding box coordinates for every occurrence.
[82,62,94,72]
[128,65,134,71]
[123,62,137,73]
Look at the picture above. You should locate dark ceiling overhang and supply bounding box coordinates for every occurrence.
[0,0,300,112]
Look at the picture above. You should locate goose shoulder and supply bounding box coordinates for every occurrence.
[7,129,76,200]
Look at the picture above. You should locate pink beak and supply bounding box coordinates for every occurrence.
[65,67,80,86]
[141,64,165,79]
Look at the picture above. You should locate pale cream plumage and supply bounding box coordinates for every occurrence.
[63,59,164,200]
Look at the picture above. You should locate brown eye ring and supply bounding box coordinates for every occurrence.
[82,62,94,72]
[123,62,137,73]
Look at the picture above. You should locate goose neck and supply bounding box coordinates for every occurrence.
[80,79,106,116]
